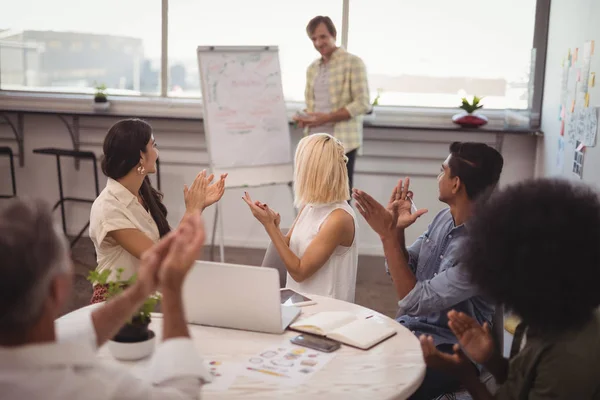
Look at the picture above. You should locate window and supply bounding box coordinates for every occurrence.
[168,0,343,101]
[348,0,537,109]
[0,0,161,95]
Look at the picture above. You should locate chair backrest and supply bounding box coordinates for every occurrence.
[261,229,288,288]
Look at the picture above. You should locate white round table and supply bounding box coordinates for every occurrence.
[60,295,425,399]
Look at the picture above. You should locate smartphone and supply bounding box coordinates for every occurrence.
[290,334,341,353]
[280,288,316,307]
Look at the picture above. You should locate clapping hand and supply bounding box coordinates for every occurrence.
[447,310,496,364]
[390,177,428,230]
[205,173,228,208]
[420,335,476,379]
[137,211,205,294]
[158,211,206,291]
[242,192,280,228]
[184,170,208,212]
[352,189,397,239]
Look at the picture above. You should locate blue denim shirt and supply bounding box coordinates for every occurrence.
[388,208,494,346]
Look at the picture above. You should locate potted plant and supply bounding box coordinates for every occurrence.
[87,268,160,360]
[365,88,382,122]
[452,95,488,128]
[93,82,110,111]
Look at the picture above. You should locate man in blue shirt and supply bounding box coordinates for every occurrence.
[353,141,504,400]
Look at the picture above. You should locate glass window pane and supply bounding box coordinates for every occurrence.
[168,0,343,100]
[0,0,161,95]
[348,0,537,109]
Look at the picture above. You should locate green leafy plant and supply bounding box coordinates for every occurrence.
[87,268,160,324]
[371,88,382,106]
[459,95,484,113]
[93,82,108,103]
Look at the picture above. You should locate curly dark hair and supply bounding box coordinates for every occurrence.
[465,178,600,334]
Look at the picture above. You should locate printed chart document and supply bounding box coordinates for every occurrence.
[241,344,336,386]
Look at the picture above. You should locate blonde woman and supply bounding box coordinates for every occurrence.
[242,133,358,302]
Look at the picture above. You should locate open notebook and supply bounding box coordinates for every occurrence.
[290,311,397,350]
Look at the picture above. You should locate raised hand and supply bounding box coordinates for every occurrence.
[158,211,205,291]
[420,335,476,378]
[136,231,177,296]
[392,177,428,230]
[242,192,280,227]
[448,310,496,364]
[184,170,208,212]
[352,189,397,239]
[205,173,228,208]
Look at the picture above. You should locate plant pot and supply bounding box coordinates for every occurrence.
[108,330,156,361]
[452,112,488,128]
[93,98,110,111]
[107,316,156,360]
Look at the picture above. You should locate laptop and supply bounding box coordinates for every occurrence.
[182,261,301,334]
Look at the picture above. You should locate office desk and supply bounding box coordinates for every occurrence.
[59,295,426,399]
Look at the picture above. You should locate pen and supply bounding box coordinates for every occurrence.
[408,196,418,213]
[246,367,290,378]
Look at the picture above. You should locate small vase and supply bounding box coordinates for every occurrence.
[107,316,156,361]
[452,112,488,128]
[108,330,156,361]
[93,100,110,111]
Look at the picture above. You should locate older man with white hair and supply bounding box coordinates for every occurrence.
[0,198,209,400]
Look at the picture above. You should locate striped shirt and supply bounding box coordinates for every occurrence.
[304,47,370,152]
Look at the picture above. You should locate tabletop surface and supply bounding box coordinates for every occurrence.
[61,295,426,400]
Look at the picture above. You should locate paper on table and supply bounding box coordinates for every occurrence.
[203,359,242,392]
[242,344,336,386]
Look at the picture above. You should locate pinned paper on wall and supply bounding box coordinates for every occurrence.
[556,136,565,173]
[582,107,599,147]
[566,111,577,144]
[572,140,585,179]
[580,41,594,94]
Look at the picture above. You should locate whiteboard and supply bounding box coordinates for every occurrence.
[197,46,293,188]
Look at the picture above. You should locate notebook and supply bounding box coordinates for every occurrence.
[289,311,397,350]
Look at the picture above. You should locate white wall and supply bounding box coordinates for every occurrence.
[538,0,600,183]
[0,115,537,256]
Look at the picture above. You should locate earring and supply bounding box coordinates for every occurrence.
[137,165,146,175]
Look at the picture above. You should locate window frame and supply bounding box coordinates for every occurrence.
[0,0,550,129]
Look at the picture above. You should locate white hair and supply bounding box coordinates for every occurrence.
[0,198,70,333]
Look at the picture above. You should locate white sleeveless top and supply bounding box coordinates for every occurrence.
[286,201,359,302]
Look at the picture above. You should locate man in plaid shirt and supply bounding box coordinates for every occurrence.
[293,16,371,193]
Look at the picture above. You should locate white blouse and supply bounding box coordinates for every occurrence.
[89,178,161,282]
[286,201,359,302]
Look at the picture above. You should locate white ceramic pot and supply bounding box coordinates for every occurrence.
[93,101,110,111]
[107,330,156,361]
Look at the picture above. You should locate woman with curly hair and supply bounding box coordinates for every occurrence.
[420,178,600,399]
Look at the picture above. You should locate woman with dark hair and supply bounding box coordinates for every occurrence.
[419,178,600,399]
[89,118,227,303]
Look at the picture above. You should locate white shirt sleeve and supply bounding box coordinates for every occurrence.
[55,306,99,350]
[114,338,210,400]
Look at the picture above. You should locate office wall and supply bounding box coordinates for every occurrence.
[0,115,536,256]
[538,0,600,184]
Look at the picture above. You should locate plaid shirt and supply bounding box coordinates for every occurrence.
[304,48,370,152]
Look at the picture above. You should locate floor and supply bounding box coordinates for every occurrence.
[65,238,399,318]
